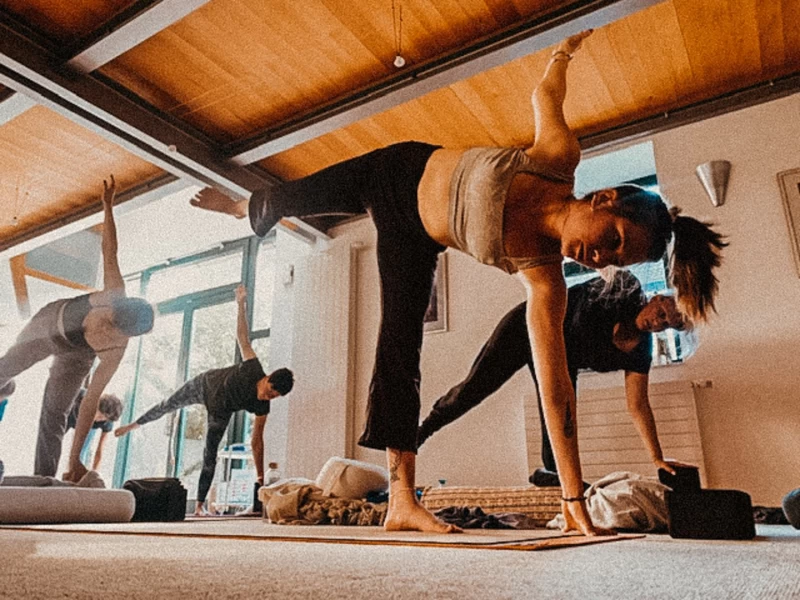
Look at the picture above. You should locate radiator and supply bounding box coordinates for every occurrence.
[524,380,706,484]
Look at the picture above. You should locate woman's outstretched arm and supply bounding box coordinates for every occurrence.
[527,30,592,175]
[520,263,614,536]
[100,175,125,292]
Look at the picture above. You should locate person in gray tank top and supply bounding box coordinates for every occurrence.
[0,176,155,481]
[190,30,726,536]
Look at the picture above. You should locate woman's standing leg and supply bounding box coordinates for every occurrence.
[34,351,95,476]
[350,142,458,532]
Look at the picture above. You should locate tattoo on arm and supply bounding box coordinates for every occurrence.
[564,403,575,438]
[389,454,401,483]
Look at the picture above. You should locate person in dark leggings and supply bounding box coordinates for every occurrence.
[417,271,695,484]
[190,31,725,535]
[0,176,154,481]
[115,285,294,515]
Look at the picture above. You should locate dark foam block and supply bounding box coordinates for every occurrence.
[666,489,756,540]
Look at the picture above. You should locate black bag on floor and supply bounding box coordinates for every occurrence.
[123,477,187,522]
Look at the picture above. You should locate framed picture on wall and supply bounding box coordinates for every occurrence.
[424,253,448,333]
[778,168,800,278]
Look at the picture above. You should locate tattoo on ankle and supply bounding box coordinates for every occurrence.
[389,454,400,483]
[564,403,575,438]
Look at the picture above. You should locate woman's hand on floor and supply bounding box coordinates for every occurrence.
[562,498,616,536]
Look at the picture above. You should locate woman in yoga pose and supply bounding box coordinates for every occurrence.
[191,30,725,535]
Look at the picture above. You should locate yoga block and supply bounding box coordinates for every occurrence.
[658,465,701,493]
[666,489,755,540]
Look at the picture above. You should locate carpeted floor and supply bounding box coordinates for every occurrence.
[3,524,799,599]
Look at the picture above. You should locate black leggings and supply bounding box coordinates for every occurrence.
[135,376,232,503]
[250,142,444,451]
[417,302,579,472]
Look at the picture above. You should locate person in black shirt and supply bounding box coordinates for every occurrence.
[417,271,694,482]
[66,387,123,472]
[115,285,294,515]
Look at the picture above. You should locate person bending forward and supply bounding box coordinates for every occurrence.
[115,285,294,515]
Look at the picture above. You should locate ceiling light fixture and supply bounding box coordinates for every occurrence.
[392,0,405,69]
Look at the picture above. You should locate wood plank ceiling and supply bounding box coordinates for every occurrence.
[1,0,799,250]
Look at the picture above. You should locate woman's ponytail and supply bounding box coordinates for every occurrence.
[669,208,727,322]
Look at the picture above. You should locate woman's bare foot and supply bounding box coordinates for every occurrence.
[189,188,248,218]
[384,488,462,533]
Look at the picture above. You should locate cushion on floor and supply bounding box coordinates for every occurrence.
[0,486,135,524]
[315,457,389,499]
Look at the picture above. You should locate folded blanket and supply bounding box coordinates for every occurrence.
[260,480,387,526]
[548,471,668,532]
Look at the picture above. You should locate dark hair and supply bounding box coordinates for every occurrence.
[268,368,294,396]
[604,185,726,322]
[98,394,123,422]
[111,297,154,337]
[669,207,728,321]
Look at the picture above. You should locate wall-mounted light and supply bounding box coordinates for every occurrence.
[696,160,731,207]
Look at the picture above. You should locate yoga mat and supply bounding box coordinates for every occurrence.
[1,520,643,551]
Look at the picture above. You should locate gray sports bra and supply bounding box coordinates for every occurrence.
[448,147,574,274]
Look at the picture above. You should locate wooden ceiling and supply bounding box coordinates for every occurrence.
[1,0,799,250]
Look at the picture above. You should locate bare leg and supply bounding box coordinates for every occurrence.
[383,448,461,533]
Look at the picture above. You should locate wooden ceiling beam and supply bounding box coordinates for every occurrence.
[0,20,279,199]
[226,0,664,166]
[0,89,35,125]
[580,72,800,156]
[67,0,212,74]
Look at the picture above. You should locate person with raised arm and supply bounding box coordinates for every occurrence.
[190,30,725,534]
[115,284,294,515]
[0,176,154,482]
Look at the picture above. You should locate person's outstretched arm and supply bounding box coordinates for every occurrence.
[624,371,695,474]
[520,264,613,536]
[99,175,125,293]
[251,415,267,484]
[63,348,125,482]
[527,30,591,174]
[235,284,256,361]
[91,430,110,471]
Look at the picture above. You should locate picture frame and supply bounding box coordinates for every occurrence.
[424,253,448,333]
[778,168,800,278]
